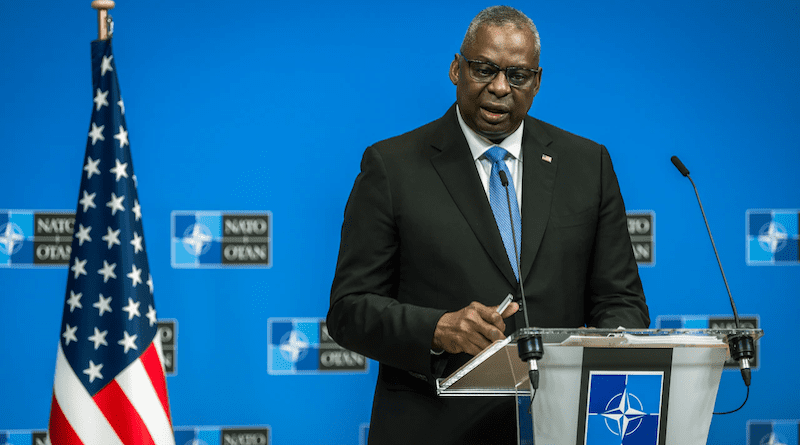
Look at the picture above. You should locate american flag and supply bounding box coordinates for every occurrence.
[47,39,174,445]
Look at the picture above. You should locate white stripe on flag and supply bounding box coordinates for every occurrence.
[53,343,124,445]
[116,356,174,445]
[153,332,167,373]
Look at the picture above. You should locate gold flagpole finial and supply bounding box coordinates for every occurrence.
[91,1,116,40]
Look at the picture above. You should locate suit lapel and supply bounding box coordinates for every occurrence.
[520,117,557,281]
[429,106,518,286]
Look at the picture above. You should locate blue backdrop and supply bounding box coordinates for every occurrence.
[1,1,798,444]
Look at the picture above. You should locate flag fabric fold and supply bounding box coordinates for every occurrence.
[47,38,174,445]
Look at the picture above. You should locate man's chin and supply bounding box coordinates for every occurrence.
[474,123,515,143]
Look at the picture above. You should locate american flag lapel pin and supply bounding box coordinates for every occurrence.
[541,154,553,163]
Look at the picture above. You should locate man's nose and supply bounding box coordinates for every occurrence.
[487,71,512,96]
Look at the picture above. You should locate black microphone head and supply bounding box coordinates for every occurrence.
[498,170,509,186]
[671,156,690,177]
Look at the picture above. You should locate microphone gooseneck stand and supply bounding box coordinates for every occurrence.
[671,156,755,414]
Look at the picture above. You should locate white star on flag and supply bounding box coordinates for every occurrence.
[70,257,88,279]
[66,291,83,312]
[62,324,78,346]
[88,327,109,350]
[74,224,92,246]
[82,360,104,383]
[97,260,117,283]
[114,125,129,148]
[79,190,97,212]
[118,331,138,354]
[101,226,121,249]
[110,158,129,182]
[93,88,109,111]
[122,297,141,320]
[146,305,157,327]
[132,200,142,221]
[127,264,143,288]
[130,231,144,253]
[88,124,105,146]
[93,293,113,316]
[106,192,125,215]
[100,55,113,76]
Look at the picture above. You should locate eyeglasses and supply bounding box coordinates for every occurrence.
[459,53,540,89]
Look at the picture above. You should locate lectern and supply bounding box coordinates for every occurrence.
[436,328,763,445]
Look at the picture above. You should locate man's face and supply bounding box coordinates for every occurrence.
[450,24,541,142]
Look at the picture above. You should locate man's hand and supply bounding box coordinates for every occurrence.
[432,301,520,356]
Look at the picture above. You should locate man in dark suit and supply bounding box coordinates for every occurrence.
[327,5,649,444]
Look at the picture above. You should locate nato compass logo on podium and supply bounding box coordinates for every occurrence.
[747,209,799,265]
[171,211,272,268]
[585,372,663,445]
[748,420,799,445]
[268,318,368,375]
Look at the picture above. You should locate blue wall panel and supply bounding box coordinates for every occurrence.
[1,1,798,443]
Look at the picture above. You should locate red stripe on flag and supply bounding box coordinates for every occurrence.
[140,342,172,423]
[95,380,156,445]
[48,393,84,445]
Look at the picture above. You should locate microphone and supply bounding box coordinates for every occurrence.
[671,156,755,386]
[498,170,544,393]
[671,155,690,177]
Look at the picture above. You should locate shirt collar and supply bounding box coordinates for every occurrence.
[456,105,524,162]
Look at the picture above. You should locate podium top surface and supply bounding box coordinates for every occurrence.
[512,327,764,344]
[435,328,763,396]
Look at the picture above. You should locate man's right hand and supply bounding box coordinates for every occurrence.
[431,300,519,356]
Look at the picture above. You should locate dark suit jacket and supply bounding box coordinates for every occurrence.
[327,105,649,444]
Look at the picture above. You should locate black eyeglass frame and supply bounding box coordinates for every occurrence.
[459,53,541,89]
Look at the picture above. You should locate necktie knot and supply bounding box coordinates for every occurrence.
[484,146,509,165]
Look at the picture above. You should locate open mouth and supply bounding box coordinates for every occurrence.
[480,106,509,121]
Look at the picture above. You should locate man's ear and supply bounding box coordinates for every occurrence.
[449,54,460,85]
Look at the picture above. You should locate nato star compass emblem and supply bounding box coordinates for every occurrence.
[0,221,25,256]
[757,221,789,254]
[747,210,799,264]
[279,329,310,363]
[181,223,213,256]
[585,372,663,445]
[600,388,646,437]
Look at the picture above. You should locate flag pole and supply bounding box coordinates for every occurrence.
[91,0,115,40]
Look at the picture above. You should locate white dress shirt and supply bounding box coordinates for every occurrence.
[455,106,524,209]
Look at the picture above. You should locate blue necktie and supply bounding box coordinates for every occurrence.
[485,146,522,279]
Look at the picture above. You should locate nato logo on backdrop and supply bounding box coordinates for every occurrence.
[747,209,799,265]
[626,212,655,266]
[0,430,47,445]
[171,211,272,268]
[747,420,799,445]
[267,318,368,375]
[173,426,270,445]
[0,210,74,267]
[158,319,178,375]
[584,372,664,445]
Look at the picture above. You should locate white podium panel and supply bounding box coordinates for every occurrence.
[436,329,762,445]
